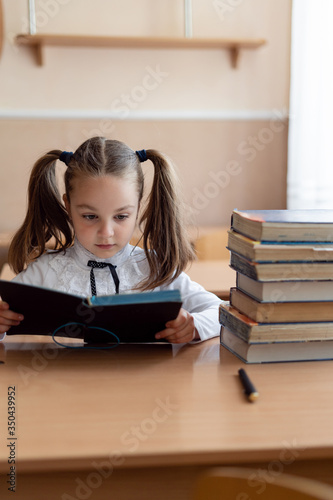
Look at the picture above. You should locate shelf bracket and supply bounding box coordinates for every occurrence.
[35,41,43,66]
[16,35,43,65]
[230,46,241,69]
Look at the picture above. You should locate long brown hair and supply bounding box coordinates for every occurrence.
[9,137,195,290]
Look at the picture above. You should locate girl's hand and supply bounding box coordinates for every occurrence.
[155,308,199,344]
[0,301,24,334]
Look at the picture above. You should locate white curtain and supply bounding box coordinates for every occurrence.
[287,0,333,209]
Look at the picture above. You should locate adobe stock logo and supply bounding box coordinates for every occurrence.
[81,65,169,139]
[22,0,72,32]
[61,396,178,500]
[213,0,246,22]
[7,0,72,51]
[188,108,288,216]
[235,439,308,499]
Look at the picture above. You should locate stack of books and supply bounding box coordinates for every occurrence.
[219,209,333,363]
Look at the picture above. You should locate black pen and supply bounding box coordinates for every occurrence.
[238,368,259,402]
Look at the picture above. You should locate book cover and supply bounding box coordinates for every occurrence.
[229,287,333,323]
[227,229,333,262]
[0,280,182,343]
[220,325,333,363]
[230,251,333,281]
[219,302,333,343]
[236,273,333,302]
[231,209,333,242]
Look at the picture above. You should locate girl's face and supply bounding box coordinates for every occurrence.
[63,175,139,259]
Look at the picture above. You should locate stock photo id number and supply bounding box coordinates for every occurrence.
[7,386,17,493]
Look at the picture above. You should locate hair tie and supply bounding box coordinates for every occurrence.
[135,150,147,163]
[59,151,74,166]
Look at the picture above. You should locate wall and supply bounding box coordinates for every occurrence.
[0,0,291,233]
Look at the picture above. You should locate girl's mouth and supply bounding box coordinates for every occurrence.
[96,244,115,250]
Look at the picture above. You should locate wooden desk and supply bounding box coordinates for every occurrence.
[0,263,15,281]
[0,337,333,499]
[128,225,230,261]
[1,260,236,299]
[0,233,13,273]
[186,259,235,299]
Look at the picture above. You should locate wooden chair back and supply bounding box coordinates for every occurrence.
[193,467,333,500]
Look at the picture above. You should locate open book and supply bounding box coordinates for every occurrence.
[0,280,182,344]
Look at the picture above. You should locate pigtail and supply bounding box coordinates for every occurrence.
[139,149,195,290]
[8,150,73,273]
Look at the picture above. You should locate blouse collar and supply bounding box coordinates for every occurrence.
[72,238,133,268]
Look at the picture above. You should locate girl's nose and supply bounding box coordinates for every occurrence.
[98,221,114,237]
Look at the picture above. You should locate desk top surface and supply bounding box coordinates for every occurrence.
[0,336,333,473]
[186,259,235,298]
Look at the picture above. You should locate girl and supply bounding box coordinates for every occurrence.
[0,137,221,343]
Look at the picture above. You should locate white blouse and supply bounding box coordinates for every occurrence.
[12,240,221,342]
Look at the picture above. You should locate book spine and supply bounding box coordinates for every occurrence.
[230,252,258,280]
[219,306,252,342]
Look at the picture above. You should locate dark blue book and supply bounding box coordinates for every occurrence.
[0,280,182,344]
[229,251,333,281]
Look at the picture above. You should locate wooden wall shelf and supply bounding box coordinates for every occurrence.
[15,34,266,68]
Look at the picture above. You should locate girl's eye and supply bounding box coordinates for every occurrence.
[83,215,97,220]
[115,214,129,221]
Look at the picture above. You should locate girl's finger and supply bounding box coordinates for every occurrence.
[1,310,23,322]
